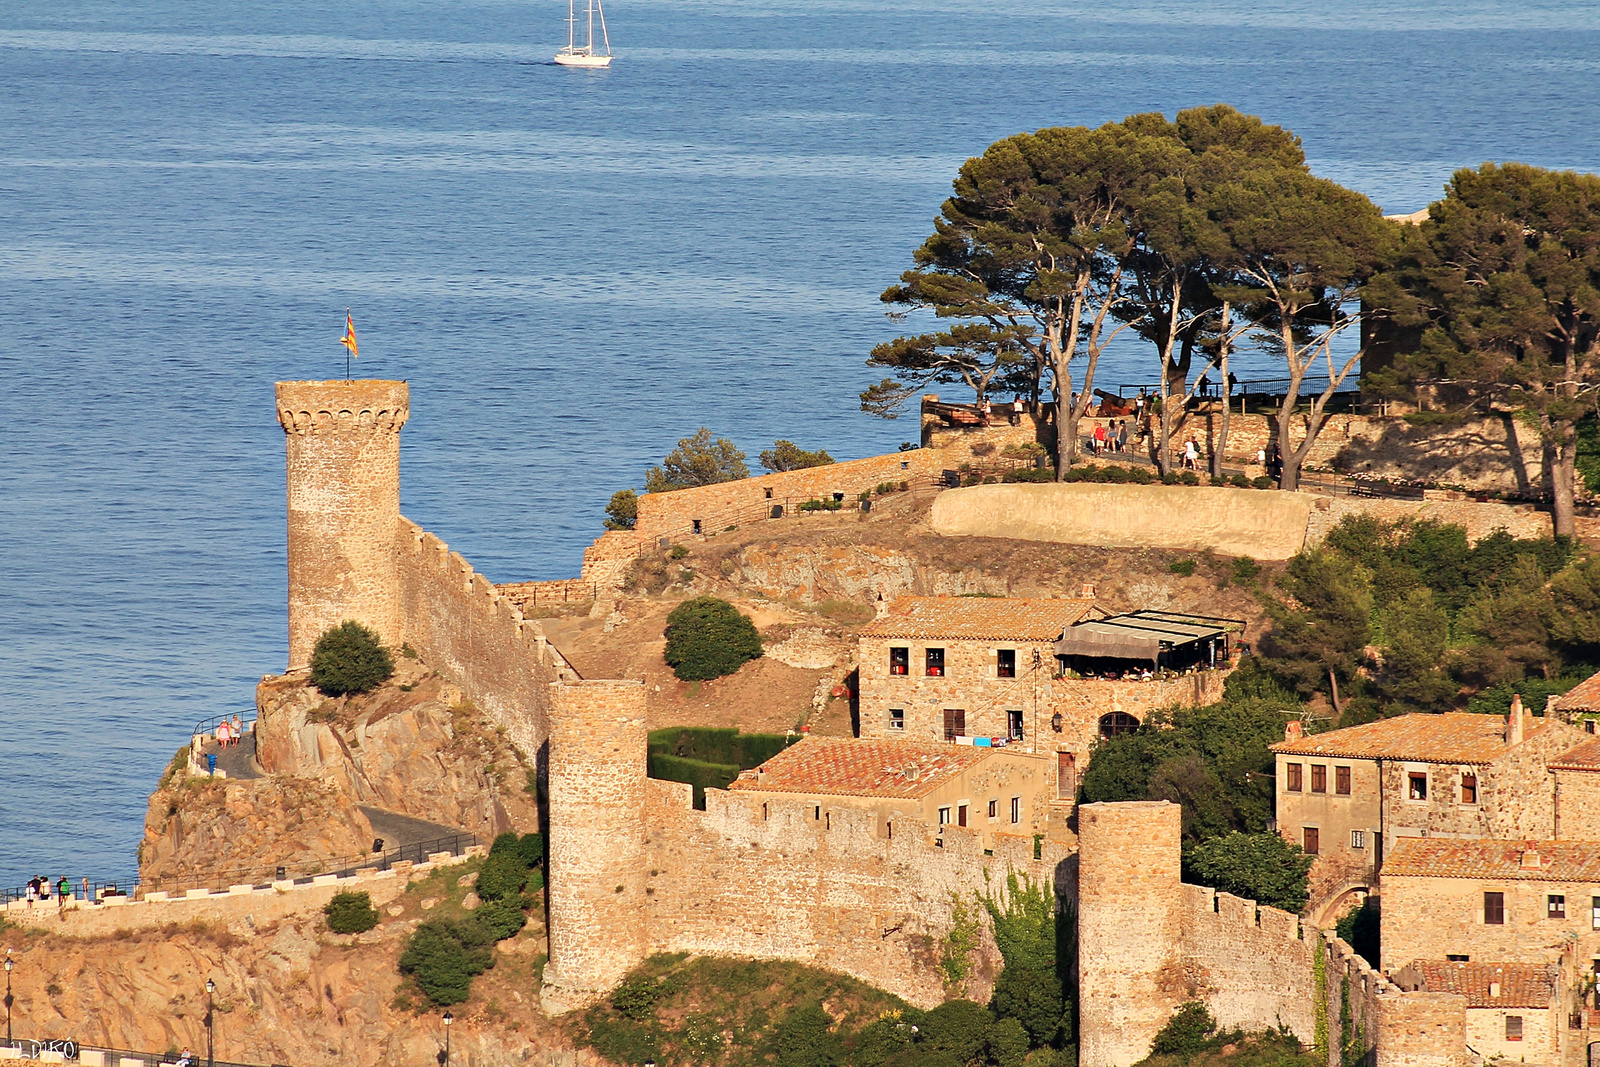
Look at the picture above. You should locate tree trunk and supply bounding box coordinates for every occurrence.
[1328,667,1345,719]
[1211,303,1232,480]
[1275,387,1301,491]
[1553,415,1578,539]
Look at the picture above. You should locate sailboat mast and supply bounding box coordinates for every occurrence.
[596,0,611,56]
[586,0,596,53]
[567,0,576,52]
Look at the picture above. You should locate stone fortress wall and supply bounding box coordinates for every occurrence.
[539,677,1075,1013]
[270,380,1486,1067]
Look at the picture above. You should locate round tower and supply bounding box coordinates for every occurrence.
[541,679,650,1015]
[275,380,409,670]
[1078,800,1184,1067]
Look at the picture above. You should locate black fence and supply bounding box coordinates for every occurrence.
[189,710,259,742]
[1,1037,288,1066]
[2,832,477,907]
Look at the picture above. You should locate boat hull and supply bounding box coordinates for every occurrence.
[554,52,612,67]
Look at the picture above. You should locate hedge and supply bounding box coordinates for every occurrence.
[646,728,799,809]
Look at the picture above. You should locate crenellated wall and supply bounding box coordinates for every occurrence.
[1178,884,1317,1042]
[394,518,579,759]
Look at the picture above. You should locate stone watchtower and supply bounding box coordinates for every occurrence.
[275,380,409,670]
[1078,800,1184,1067]
[541,679,650,1015]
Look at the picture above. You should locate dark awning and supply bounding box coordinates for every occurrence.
[1053,611,1244,662]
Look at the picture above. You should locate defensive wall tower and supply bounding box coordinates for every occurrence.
[1078,800,1184,1067]
[541,679,650,1015]
[275,380,409,670]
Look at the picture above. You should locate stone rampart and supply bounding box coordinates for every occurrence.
[1302,494,1550,546]
[1179,884,1317,1041]
[1,850,479,938]
[394,518,579,758]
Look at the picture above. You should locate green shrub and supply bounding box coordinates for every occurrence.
[1252,475,1275,489]
[604,488,638,530]
[1179,471,1200,486]
[799,498,844,511]
[919,1000,992,1062]
[309,620,394,696]
[473,898,528,941]
[1149,1002,1217,1056]
[1181,832,1313,913]
[323,891,379,934]
[399,920,495,1005]
[991,966,1065,1047]
[525,868,545,893]
[1228,474,1252,488]
[669,544,690,560]
[477,832,544,901]
[612,976,670,1020]
[663,597,763,681]
[988,1017,1030,1067]
[1002,467,1057,483]
[771,1003,841,1067]
[1169,559,1196,577]
[1230,557,1260,583]
[1162,471,1182,485]
[587,1015,661,1065]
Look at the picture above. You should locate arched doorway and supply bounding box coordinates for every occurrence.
[1098,711,1139,738]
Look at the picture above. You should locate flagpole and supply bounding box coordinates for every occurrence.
[346,308,352,381]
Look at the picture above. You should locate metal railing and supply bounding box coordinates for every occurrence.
[1,1038,287,1066]
[189,710,258,743]
[2,832,477,907]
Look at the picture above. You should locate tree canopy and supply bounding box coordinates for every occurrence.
[644,428,750,493]
[1367,162,1600,536]
[760,440,835,472]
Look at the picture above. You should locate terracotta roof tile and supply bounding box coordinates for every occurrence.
[861,596,1095,642]
[1549,738,1600,771]
[1410,961,1557,1008]
[1270,713,1511,764]
[1383,837,1600,883]
[727,736,992,800]
[1553,669,1600,713]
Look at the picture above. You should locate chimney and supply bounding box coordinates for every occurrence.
[1284,721,1304,743]
[1520,847,1540,869]
[1081,583,1097,599]
[875,592,889,619]
[1489,981,1501,998]
[1508,694,1525,746]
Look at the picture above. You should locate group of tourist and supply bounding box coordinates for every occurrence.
[975,396,1027,427]
[20,874,86,909]
[215,714,247,747]
[1088,420,1132,455]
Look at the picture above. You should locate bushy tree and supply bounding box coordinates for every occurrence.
[919,1000,993,1064]
[323,890,378,934]
[771,1004,841,1067]
[1261,549,1372,716]
[644,428,749,493]
[663,596,763,681]
[476,831,544,902]
[759,440,836,472]
[988,1018,1030,1067]
[604,488,638,530]
[1149,1002,1217,1057]
[1182,832,1313,913]
[398,920,495,1005]
[309,620,394,696]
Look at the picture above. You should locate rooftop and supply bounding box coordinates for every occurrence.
[1055,610,1243,661]
[727,736,994,800]
[1383,837,1600,883]
[1269,712,1516,764]
[1548,737,1600,771]
[1553,669,1600,713]
[860,596,1095,643]
[1403,961,1556,1009]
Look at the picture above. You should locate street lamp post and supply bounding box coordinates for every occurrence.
[205,979,215,1067]
[438,1011,453,1066]
[5,949,14,1046]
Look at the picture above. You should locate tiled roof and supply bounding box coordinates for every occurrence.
[1553,669,1600,712]
[1409,961,1557,1008]
[1382,837,1600,883]
[1269,713,1511,764]
[727,737,991,799]
[860,596,1095,642]
[1549,738,1600,771]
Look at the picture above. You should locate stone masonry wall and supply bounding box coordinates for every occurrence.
[541,680,650,1015]
[394,518,579,760]
[1379,873,1600,973]
[1554,769,1600,838]
[641,778,1074,1010]
[276,380,409,669]
[1302,494,1551,547]
[1178,883,1316,1044]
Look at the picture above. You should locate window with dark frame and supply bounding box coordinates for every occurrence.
[1010,796,1020,823]
[1336,766,1351,795]
[1485,891,1505,925]
[957,803,968,828]
[925,647,945,676]
[889,708,904,731]
[1286,763,1302,791]
[1007,709,1024,741]
[1311,765,1327,793]
[943,709,966,741]
[1593,896,1600,930]
[1351,830,1365,849]
[1409,772,1428,800]
[938,807,951,826]
[1303,827,1320,855]
[988,799,998,819]
[1058,753,1077,800]
[1549,894,1566,919]
[1461,773,1478,804]
[1505,1016,1522,1041]
[997,649,1016,678]
[889,647,909,675]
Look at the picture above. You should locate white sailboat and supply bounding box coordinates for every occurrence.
[555,0,612,67]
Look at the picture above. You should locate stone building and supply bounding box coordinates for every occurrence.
[1270,704,1592,921]
[1393,960,1565,1065]
[856,596,1232,785]
[726,736,1066,848]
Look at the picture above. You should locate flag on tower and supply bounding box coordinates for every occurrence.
[340,311,359,360]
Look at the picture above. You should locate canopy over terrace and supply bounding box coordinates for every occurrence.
[1053,611,1244,676]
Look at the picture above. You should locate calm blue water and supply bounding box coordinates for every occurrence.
[3,0,1598,888]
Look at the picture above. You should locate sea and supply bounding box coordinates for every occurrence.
[3,0,1598,889]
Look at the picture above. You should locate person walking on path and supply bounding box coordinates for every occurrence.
[1092,422,1108,456]
[1183,438,1199,471]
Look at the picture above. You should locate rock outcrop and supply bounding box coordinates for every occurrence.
[254,656,541,841]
